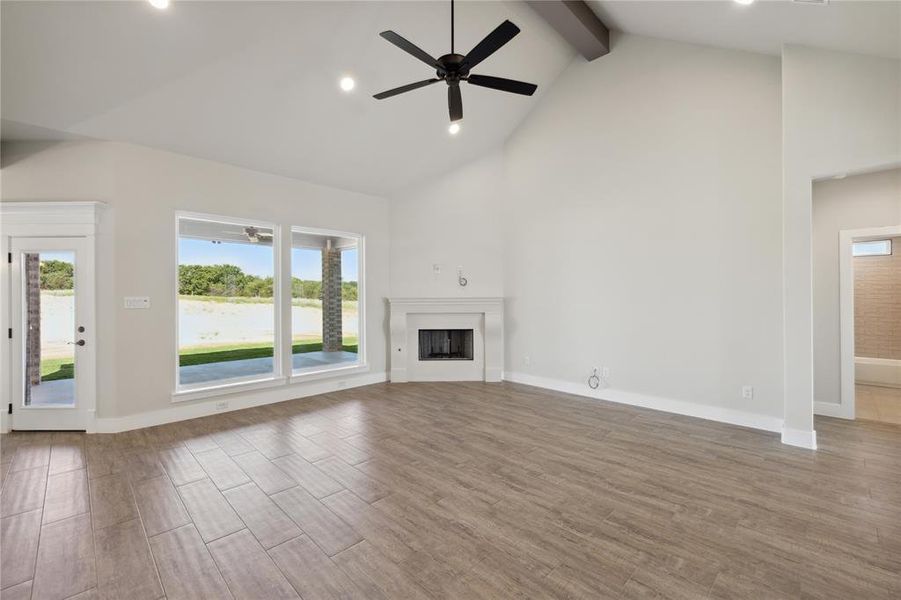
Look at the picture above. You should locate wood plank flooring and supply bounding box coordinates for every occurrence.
[1,381,900,599]
[857,384,901,425]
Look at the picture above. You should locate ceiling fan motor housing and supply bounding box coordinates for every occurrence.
[437,54,468,82]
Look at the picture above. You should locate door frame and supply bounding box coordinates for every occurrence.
[1,201,104,433]
[831,224,901,421]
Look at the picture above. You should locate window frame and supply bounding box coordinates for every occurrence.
[173,211,284,398]
[288,225,367,380]
[172,214,368,402]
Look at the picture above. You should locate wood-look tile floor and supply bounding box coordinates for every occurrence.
[856,383,901,425]
[2,381,900,599]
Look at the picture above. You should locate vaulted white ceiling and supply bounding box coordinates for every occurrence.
[3,1,899,197]
[1,1,574,195]
[590,0,900,59]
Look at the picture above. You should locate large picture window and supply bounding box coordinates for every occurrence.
[177,214,279,389]
[175,215,364,396]
[291,227,362,374]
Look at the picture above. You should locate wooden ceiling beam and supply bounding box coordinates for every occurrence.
[526,1,610,61]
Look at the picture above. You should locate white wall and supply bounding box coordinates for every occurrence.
[391,33,786,426]
[1,141,390,423]
[503,34,783,420]
[782,46,901,441]
[812,168,901,408]
[390,150,505,298]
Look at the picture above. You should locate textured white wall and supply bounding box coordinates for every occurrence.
[390,150,505,298]
[812,169,901,407]
[1,141,391,419]
[391,33,785,421]
[503,34,783,418]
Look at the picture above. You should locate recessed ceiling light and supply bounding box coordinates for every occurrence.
[448,122,461,135]
[339,77,355,92]
[148,0,170,9]
[734,0,754,4]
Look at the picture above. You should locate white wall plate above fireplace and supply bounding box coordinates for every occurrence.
[388,298,504,383]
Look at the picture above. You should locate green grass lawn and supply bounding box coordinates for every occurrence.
[179,295,358,309]
[41,357,75,382]
[38,337,358,381]
[179,337,358,367]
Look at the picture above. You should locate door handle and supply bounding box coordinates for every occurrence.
[71,340,86,347]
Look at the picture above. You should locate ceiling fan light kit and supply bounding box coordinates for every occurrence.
[374,0,538,125]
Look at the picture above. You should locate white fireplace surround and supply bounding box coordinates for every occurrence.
[388,298,504,382]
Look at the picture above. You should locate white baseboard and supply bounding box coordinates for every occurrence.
[855,356,901,388]
[504,371,784,434]
[94,372,386,433]
[781,427,817,450]
[814,401,853,420]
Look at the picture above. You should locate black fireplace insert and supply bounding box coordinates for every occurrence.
[418,329,474,361]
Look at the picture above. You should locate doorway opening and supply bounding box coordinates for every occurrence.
[1,202,100,433]
[812,168,901,424]
[850,234,901,424]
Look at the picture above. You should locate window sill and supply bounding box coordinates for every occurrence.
[170,362,371,404]
[172,375,287,403]
[290,362,370,384]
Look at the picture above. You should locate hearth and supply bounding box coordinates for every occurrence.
[388,297,504,382]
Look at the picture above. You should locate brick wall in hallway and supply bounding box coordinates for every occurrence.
[854,236,901,359]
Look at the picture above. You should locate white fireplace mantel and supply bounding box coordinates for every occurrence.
[388,297,504,382]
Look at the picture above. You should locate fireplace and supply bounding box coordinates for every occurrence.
[418,329,474,361]
[388,297,504,382]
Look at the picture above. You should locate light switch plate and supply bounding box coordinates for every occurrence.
[124,296,151,309]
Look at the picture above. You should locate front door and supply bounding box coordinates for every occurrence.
[9,236,95,430]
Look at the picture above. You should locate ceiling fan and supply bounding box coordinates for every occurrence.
[243,227,273,244]
[373,0,538,124]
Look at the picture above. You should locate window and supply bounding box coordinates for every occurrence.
[177,214,279,389]
[291,227,362,374]
[852,240,892,257]
[174,215,365,397]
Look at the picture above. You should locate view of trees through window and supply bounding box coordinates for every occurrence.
[176,216,362,388]
[290,232,360,373]
[34,254,76,385]
[177,217,276,386]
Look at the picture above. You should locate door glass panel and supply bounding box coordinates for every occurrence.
[23,251,76,407]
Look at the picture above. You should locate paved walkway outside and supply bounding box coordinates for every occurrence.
[29,380,75,407]
[179,351,359,385]
[25,351,361,406]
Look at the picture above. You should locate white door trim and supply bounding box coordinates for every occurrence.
[825,224,901,421]
[1,201,104,433]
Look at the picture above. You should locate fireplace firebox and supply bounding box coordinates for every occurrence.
[418,329,474,361]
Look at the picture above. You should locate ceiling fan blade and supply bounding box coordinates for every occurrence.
[467,74,537,96]
[373,78,441,100]
[448,84,463,122]
[463,20,520,70]
[380,31,440,69]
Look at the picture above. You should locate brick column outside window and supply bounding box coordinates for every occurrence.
[321,242,343,352]
[25,253,42,405]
